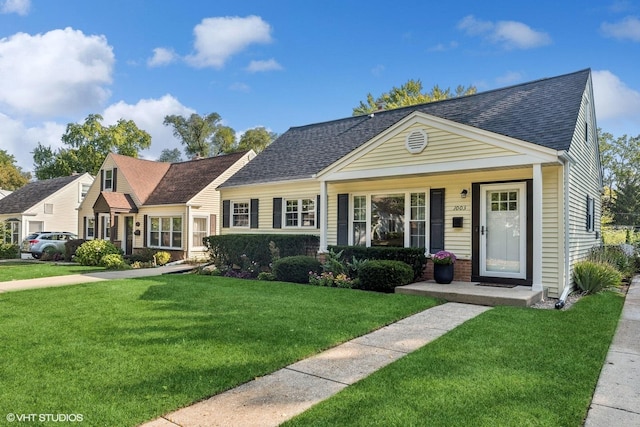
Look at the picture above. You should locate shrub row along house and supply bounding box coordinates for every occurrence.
[217,69,602,298]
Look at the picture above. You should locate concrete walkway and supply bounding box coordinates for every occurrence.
[141,303,491,427]
[0,263,195,293]
[584,275,640,426]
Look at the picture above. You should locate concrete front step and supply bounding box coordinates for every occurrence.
[396,281,545,307]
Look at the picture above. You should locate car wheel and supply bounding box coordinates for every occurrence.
[32,252,41,259]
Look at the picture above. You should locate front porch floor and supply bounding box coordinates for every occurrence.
[396,281,546,307]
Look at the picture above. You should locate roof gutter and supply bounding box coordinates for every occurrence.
[556,151,574,309]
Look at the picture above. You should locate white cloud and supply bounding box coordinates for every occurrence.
[1,0,30,15]
[592,70,640,135]
[185,15,273,69]
[101,95,195,161]
[229,82,251,92]
[0,113,66,174]
[428,41,459,52]
[457,15,551,49]
[246,58,282,72]
[601,16,640,42]
[147,47,179,67]
[0,28,114,117]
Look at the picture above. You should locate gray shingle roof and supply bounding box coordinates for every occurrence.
[0,175,83,214]
[222,69,590,187]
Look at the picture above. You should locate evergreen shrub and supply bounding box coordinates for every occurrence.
[358,260,414,293]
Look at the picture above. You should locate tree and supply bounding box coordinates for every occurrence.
[599,130,640,226]
[0,150,30,190]
[353,79,477,116]
[33,114,151,179]
[158,148,183,163]
[237,127,277,154]
[163,113,232,158]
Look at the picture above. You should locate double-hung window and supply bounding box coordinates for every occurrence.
[103,170,113,191]
[285,198,315,227]
[232,202,249,227]
[150,216,182,249]
[192,217,208,247]
[86,218,95,240]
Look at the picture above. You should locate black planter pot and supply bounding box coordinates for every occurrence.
[433,263,454,284]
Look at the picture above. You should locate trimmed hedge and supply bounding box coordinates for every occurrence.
[272,255,322,284]
[329,246,426,281]
[0,243,19,259]
[358,260,414,293]
[205,234,319,269]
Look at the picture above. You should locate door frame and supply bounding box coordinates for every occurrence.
[124,215,134,256]
[471,180,533,286]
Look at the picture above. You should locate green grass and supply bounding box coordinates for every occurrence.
[0,275,438,426]
[0,261,105,281]
[284,291,624,427]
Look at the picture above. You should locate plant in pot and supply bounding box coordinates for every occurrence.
[432,250,456,284]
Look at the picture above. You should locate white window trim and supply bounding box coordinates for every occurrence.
[80,182,91,202]
[192,216,209,249]
[85,217,95,240]
[231,201,250,228]
[99,214,111,239]
[283,197,316,228]
[103,169,113,191]
[349,188,430,249]
[148,215,183,249]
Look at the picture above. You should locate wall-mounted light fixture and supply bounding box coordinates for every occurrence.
[460,189,468,199]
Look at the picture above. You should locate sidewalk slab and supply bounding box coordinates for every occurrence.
[143,302,489,427]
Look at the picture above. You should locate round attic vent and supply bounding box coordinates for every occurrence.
[405,129,428,154]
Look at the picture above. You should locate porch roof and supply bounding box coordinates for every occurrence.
[93,192,138,214]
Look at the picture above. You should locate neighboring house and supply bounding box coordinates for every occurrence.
[0,189,12,200]
[218,69,602,298]
[0,173,94,245]
[77,151,255,261]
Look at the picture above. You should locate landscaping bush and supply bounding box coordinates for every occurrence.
[64,239,86,261]
[587,245,636,280]
[100,253,129,270]
[154,251,171,266]
[205,234,319,271]
[329,246,426,280]
[74,239,122,266]
[358,260,414,293]
[40,246,64,261]
[272,255,321,284]
[0,243,19,259]
[573,260,622,294]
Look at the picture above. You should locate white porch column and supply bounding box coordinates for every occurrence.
[319,180,328,253]
[532,163,543,292]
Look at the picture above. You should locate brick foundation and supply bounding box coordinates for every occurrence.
[422,259,472,282]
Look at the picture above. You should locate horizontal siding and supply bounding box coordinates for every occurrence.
[541,165,562,297]
[341,123,518,173]
[220,181,321,236]
[327,168,532,256]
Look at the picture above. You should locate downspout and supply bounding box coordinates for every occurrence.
[556,151,573,309]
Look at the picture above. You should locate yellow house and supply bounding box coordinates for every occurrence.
[77,151,255,261]
[218,69,602,298]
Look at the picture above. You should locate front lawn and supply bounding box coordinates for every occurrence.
[0,275,438,426]
[0,261,105,281]
[285,291,624,427]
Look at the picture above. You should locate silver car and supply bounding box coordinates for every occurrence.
[21,231,78,259]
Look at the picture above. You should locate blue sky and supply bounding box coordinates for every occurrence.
[1,0,639,173]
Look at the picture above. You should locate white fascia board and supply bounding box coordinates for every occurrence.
[325,154,558,182]
[219,177,317,190]
[317,111,559,179]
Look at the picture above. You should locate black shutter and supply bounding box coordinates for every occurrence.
[112,168,118,192]
[316,194,321,229]
[222,200,230,228]
[250,199,259,228]
[273,198,282,228]
[337,194,349,246]
[143,215,148,246]
[100,170,104,191]
[83,217,87,239]
[430,189,445,253]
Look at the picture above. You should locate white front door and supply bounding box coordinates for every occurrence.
[479,183,527,279]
